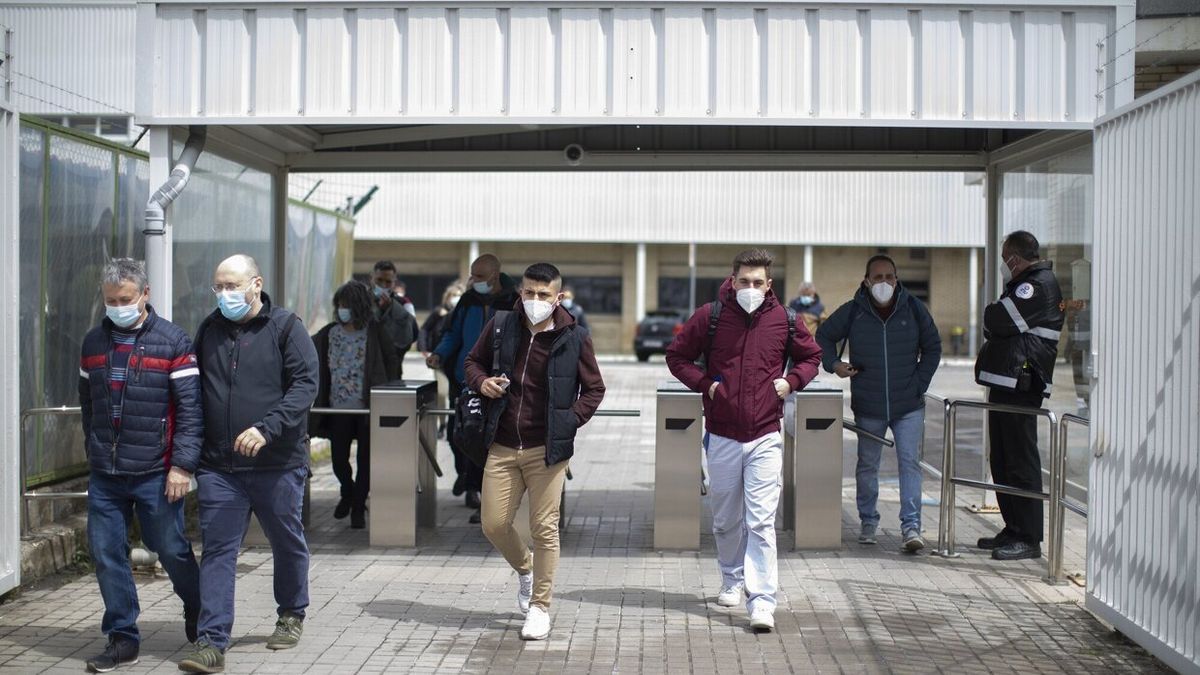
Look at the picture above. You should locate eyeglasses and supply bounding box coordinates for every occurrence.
[211,280,255,295]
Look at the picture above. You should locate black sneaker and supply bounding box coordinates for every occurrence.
[350,509,366,529]
[178,641,224,673]
[451,475,466,497]
[465,491,481,509]
[333,497,351,520]
[468,508,481,525]
[992,540,1042,561]
[86,636,139,673]
[977,531,1014,550]
[184,606,199,644]
[265,612,304,650]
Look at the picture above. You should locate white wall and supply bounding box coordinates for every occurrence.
[0,100,21,596]
[1088,70,1200,674]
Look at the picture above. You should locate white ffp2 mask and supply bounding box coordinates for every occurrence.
[736,288,765,314]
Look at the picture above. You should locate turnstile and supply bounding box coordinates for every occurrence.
[786,388,844,549]
[370,380,438,547]
[653,380,704,550]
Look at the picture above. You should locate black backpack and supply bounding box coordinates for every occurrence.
[700,300,797,375]
[453,311,509,468]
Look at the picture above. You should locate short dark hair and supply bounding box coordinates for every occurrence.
[1003,230,1040,261]
[864,254,897,278]
[732,248,774,276]
[333,280,375,326]
[373,260,397,274]
[524,262,562,286]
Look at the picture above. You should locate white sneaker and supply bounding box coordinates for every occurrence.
[749,607,775,632]
[520,605,551,640]
[517,572,533,614]
[716,583,745,607]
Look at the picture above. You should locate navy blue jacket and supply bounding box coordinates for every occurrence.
[433,273,519,385]
[194,293,319,473]
[78,306,204,475]
[816,284,942,421]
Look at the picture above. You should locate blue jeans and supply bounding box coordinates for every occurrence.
[195,467,310,651]
[855,408,925,532]
[705,431,783,614]
[87,470,201,644]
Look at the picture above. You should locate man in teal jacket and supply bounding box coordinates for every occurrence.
[816,255,941,551]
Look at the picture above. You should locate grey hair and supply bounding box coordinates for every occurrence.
[102,258,148,291]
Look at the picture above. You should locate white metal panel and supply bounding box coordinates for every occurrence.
[508,7,552,115]
[141,1,1125,127]
[355,8,403,116]
[204,9,249,116]
[293,170,986,247]
[763,7,808,117]
[253,8,301,116]
[457,8,503,115]
[407,7,451,115]
[919,9,962,120]
[0,100,19,597]
[713,7,758,117]
[612,8,656,117]
[0,3,136,116]
[1089,70,1200,675]
[663,7,707,116]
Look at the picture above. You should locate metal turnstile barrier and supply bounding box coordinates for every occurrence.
[654,380,704,550]
[369,380,440,547]
[787,388,845,549]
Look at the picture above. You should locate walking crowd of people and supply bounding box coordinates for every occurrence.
[77,231,1063,671]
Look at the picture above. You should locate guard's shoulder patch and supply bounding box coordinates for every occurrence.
[1015,282,1035,300]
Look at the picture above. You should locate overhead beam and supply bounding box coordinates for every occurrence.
[314,124,579,150]
[289,150,989,172]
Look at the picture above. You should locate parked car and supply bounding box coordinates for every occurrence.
[634,310,690,362]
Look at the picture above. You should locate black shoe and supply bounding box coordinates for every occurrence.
[86,636,139,673]
[350,509,366,529]
[468,508,481,524]
[452,475,466,497]
[184,606,199,644]
[991,540,1042,561]
[465,491,481,509]
[977,531,1014,550]
[334,498,351,520]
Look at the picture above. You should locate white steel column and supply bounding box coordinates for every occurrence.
[968,247,979,355]
[468,241,480,265]
[635,243,647,322]
[147,127,175,320]
[272,166,289,306]
[0,101,21,595]
[803,245,814,282]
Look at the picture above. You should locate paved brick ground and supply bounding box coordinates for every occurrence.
[0,362,1166,674]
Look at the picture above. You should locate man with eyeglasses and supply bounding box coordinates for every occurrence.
[464,262,606,641]
[179,254,319,674]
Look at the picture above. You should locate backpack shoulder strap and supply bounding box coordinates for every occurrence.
[836,302,861,361]
[701,300,722,366]
[490,310,510,374]
[782,305,797,375]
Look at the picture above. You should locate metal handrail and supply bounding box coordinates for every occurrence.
[19,406,86,534]
[1049,413,1090,581]
[919,393,951,480]
[936,398,1063,583]
[843,419,895,448]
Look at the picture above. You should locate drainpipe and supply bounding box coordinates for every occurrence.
[144,126,206,320]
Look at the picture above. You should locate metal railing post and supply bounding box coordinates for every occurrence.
[937,401,959,557]
[1044,412,1062,584]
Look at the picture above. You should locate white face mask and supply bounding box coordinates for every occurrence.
[870,281,895,305]
[473,281,492,295]
[1001,258,1014,284]
[736,288,765,314]
[524,299,555,324]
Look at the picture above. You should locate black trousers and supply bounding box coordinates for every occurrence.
[447,387,484,493]
[987,388,1045,544]
[328,413,371,511]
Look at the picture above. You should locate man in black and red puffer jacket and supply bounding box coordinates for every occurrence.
[78,258,204,673]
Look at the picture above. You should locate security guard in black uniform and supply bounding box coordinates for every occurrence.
[974,230,1065,561]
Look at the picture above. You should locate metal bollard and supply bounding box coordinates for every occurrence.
[654,380,703,550]
[370,380,438,547]
[790,388,845,549]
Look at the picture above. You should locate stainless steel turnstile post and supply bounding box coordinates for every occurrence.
[370,380,437,547]
[654,380,703,550]
[790,388,844,549]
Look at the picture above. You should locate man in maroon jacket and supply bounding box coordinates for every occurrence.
[464,263,606,641]
[666,249,822,632]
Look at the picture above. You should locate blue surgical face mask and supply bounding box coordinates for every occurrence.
[218,289,252,321]
[337,307,352,323]
[373,285,387,299]
[798,295,814,305]
[106,299,143,329]
[472,281,492,295]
